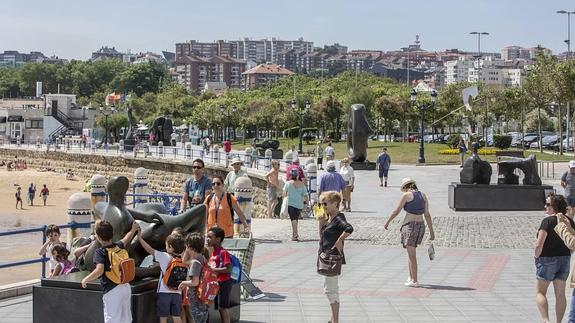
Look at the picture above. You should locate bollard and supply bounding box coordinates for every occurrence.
[265,149,273,169]
[90,138,96,153]
[89,174,107,220]
[186,143,192,159]
[144,143,150,158]
[46,142,51,152]
[119,140,125,154]
[67,192,92,248]
[36,137,41,149]
[133,145,138,158]
[234,176,253,236]
[213,145,220,164]
[158,141,164,157]
[305,161,318,204]
[16,136,21,147]
[244,147,252,166]
[133,167,149,205]
[65,138,71,151]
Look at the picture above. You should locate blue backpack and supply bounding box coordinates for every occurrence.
[229,254,242,285]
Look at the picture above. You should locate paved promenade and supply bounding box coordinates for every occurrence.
[0,163,569,322]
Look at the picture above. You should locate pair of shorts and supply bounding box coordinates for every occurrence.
[233,217,252,225]
[288,206,301,221]
[400,221,425,248]
[535,256,571,281]
[317,157,323,165]
[567,196,575,207]
[267,186,277,201]
[215,279,233,309]
[379,168,389,178]
[156,292,182,317]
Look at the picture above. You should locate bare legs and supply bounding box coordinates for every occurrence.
[219,308,230,323]
[330,301,340,323]
[291,220,299,240]
[536,279,551,323]
[406,246,418,283]
[267,198,277,218]
[553,280,567,323]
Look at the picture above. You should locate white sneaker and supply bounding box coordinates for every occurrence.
[405,281,420,287]
[404,278,413,286]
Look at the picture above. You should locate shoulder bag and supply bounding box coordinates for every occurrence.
[317,250,342,276]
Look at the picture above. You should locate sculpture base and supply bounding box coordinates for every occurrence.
[350,161,376,170]
[33,271,240,323]
[448,183,554,211]
[123,138,136,151]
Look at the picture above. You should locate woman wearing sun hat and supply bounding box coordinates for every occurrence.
[224,156,247,193]
[384,177,435,287]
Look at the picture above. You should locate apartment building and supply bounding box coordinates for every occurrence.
[234,38,313,64]
[444,57,476,84]
[175,40,238,60]
[175,55,246,93]
[242,63,294,90]
[0,51,63,68]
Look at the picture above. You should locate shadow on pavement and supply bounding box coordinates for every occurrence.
[249,292,287,303]
[253,238,282,244]
[417,284,475,291]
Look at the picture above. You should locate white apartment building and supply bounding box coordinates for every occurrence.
[234,38,313,64]
[444,57,475,84]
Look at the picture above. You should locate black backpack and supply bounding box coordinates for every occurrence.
[206,193,234,222]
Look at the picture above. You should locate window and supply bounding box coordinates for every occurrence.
[25,119,43,129]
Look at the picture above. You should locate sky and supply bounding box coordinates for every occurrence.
[2,0,575,60]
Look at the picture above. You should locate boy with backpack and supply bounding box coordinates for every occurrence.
[81,220,139,323]
[207,226,240,323]
[138,231,187,323]
[178,233,212,323]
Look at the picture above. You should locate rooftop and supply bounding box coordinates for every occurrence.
[242,63,294,75]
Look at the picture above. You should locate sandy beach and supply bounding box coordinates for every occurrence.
[0,168,85,285]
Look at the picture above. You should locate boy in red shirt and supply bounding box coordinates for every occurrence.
[207,227,233,323]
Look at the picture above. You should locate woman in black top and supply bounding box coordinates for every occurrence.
[535,193,575,323]
[318,191,353,323]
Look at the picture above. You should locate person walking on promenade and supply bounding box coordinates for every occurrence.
[325,142,335,161]
[316,141,324,170]
[250,143,258,168]
[376,147,391,187]
[224,157,247,194]
[339,158,355,212]
[317,161,345,197]
[40,184,49,206]
[285,157,307,187]
[265,160,280,218]
[317,191,353,323]
[384,178,435,287]
[15,186,22,209]
[554,210,575,322]
[458,139,467,168]
[206,175,249,238]
[284,168,308,241]
[534,193,574,323]
[561,160,575,218]
[180,159,212,212]
[28,183,36,206]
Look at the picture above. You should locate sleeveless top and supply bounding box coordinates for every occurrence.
[59,259,76,275]
[403,191,425,215]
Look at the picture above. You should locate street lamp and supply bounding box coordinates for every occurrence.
[220,105,237,141]
[558,10,575,151]
[99,105,116,149]
[411,89,437,164]
[469,31,489,83]
[291,98,311,154]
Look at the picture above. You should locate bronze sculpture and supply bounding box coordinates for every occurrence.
[497,154,542,185]
[347,104,373,162]
[460,142,492,184]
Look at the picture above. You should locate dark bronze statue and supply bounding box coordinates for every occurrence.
[84,176,206,276]
[497,154,542,185]
[460,142,492,184]
[347,104,373,162]
[150,116,174,146]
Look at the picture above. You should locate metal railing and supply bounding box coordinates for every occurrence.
[0,222,91,278]
[539,161,557,179]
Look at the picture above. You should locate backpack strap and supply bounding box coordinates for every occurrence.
[226,193,234,222]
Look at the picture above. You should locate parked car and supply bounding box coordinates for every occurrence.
[255,139,280,150]
[522,134,539,147]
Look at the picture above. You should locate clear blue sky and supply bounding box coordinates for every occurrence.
[2,0,574,59]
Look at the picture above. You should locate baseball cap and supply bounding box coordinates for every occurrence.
[569,160,575,168]
[326,160,336,171]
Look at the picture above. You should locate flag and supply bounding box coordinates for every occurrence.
[105,92,121,106]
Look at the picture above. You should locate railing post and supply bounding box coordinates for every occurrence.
[185,143,192,159]
[119,140,124,155]
[41,224,47,278]
[158,141,164,157]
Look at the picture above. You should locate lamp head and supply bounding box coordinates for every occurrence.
[431,90,437,104]
[232,106,237,112]
[305,101,311,109]
[219,105,225,113]
[291,99,297,109]
[557,10,567,14]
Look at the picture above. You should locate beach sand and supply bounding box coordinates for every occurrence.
[0,168,85,285]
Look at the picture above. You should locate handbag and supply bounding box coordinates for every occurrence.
[280,197,289,219]
[317,251,342,276]
[427,242,435,261]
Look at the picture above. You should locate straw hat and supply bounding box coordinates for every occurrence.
[230,157,243,166]
[400,177,417,192]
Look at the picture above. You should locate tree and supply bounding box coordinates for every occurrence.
[316,96,343,140]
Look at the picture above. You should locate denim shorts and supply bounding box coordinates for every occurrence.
[535,256,571,282]
[378,168,389,178]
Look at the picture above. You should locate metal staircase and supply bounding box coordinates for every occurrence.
[47,109,82,141]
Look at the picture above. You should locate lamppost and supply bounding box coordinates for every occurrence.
[99,105,116,149]
[411,88,437,164]
[219,105,237,141]
[558,10,575,151]
[291,99,311,154]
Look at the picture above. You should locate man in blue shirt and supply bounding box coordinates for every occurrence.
[318,161,346,197]
[180,158,212,212]
[376,148,391,187]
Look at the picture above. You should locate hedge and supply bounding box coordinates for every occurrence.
[493,135,512,149]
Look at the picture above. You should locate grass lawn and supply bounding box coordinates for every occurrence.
[231,138,572,165]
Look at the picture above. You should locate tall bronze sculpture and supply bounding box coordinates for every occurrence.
[347,104,373,162]
[460,142,492,184]
[498,155,541,185]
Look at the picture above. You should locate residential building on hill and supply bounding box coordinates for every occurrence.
[174,55,246,93]
[242,63,294,90]
[0,51,64,68]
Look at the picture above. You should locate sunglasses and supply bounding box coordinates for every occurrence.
[321,202,329,206]
[212,182,222,186]
[192,166,203,169]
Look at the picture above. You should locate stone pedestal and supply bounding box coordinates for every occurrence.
[448,183,554,211]
[33,271,241,323]
[350,161,376,170]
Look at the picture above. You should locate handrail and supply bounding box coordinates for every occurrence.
[0,221,92,278]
